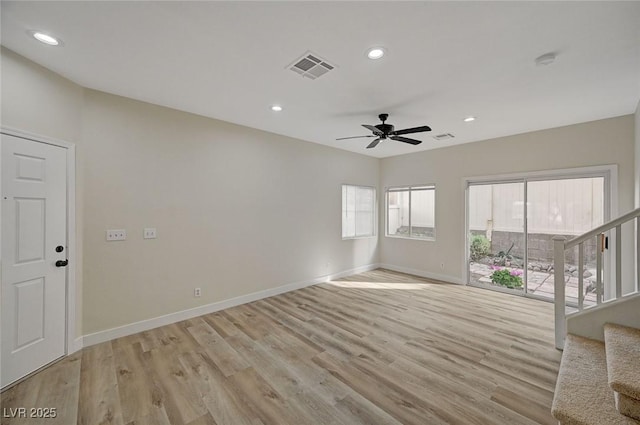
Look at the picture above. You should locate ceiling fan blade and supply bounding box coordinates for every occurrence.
[362,124,383,135]
[366,138,381,149]
[391,125,432,136]
[336,135,376,140]
[390,135,422,145]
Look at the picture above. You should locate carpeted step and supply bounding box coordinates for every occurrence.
[551,334,638,425]
[616,392,640,421]
[605,323,640,420]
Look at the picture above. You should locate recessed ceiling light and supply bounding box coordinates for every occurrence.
[535,52,556,66]
[30,31,61,46]
[463,116,476,122]
[366,47,385,60]
[271,105,283,112]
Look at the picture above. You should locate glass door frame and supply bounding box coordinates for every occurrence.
[464,165,616,303]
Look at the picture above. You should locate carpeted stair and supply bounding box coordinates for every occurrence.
[552,325,640,425]
[605,323,640,421]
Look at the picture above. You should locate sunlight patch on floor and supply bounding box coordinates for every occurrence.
[327,280,436,290]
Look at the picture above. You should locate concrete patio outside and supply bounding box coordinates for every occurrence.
[469,262,598,305]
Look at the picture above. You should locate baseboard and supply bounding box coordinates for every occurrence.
[378,263,464,285]
[82,263,380,347]
[70,336,84,354]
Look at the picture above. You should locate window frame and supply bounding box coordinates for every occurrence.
[341,184,376,240]
[385,184,436,241]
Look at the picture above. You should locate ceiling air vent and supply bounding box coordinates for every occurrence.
[288,51,335,80]
[433,133,455,141]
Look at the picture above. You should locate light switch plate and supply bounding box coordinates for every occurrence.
[106,229,126,241]
[144,228,157,239]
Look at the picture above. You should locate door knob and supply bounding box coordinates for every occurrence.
[55,259,68,267]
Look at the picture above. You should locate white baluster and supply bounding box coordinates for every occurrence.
[578,243,584,311]
[616,225,622,298]
[553,235,567,349]
[597,234,603,304]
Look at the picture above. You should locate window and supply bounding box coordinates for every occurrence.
[386,185,435,240]
[342,185,375,238]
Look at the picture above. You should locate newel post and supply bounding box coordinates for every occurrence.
[553,235,567,350]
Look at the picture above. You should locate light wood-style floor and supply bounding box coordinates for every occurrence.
[1,269,561,425]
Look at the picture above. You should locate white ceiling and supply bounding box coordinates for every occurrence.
[2,1,639,158]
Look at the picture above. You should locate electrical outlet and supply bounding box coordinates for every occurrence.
[106,229,126,241]
[194,287,201,297]
[143,228,157,239]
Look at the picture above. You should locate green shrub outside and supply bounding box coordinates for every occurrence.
[490,268,524,289]
[470,234,491,261]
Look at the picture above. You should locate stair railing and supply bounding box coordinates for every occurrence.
[553,207,640,349]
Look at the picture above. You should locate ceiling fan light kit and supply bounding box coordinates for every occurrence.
[337,113,431,149]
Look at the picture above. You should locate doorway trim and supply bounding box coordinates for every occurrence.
[463,164,618,301]
[1,126,79,357]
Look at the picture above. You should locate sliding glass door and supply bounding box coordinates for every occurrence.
[468,182,526,293]
[525,177,604,305]
[467,173,606,304]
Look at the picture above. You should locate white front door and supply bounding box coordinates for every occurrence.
[1,134,67,388]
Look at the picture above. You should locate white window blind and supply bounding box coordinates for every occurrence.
[342,185,375,238]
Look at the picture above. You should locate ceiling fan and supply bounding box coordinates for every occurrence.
[337,113,431,149]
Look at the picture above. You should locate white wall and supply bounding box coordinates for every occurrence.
[380,116,636,288]
[1,47,85,337]
[0,48,83,142]
[80,90,379,333]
